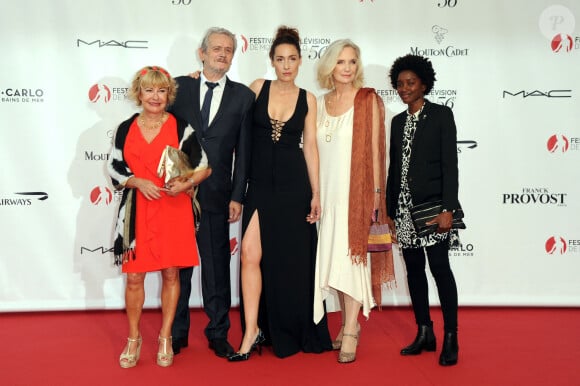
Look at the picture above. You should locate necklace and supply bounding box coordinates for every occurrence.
[323,90,352,142]
[323,115,346,142]
[324,94,336,142]
[138,112,167,130]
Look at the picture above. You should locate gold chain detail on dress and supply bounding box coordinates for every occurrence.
[270,118,285,143]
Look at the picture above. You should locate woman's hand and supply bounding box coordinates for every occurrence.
[189,70,201,79]
[133,178,164,200]
[426,211,453,233]
[306,194,321,224]
[229,201,242,223]
[164,176,192,197]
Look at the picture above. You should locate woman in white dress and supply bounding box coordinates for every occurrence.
[313,39,394,363]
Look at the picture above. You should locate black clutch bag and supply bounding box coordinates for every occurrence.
[410,200,466,237]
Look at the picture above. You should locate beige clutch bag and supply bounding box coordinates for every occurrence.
[157,145,195,185]
[157,145,209,228]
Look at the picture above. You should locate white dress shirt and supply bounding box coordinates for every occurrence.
[199,74,226,127]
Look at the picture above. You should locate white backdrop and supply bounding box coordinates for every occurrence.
[1,0,579,312]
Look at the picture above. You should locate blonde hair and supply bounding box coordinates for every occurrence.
[316,39,364,90]
[128,66,177,106]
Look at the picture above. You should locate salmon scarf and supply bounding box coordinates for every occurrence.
[348,88,396,304]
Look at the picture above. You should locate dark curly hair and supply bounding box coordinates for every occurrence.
[389,54,437,95]
[269,26,301,60]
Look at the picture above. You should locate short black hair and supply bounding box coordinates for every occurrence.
[389,54,436,95]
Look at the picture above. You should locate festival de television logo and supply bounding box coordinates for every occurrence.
[88,84,128,103]
[545,236,567,254]
[239,35,249,53]
[88,84,111,103]
[238,34,331,60]
[230,237,239,255]
[376,87,458,108]
[90,186,113,206]
[551,34,574,53]
[547,134,569,153]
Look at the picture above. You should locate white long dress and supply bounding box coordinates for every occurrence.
[313,96,375,323]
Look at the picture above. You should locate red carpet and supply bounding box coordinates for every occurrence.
[1,307,579,386]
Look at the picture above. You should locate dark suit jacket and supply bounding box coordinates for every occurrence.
[386,100,460,218]
[169,75,254,213]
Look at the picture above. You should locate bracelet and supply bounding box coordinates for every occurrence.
[374,188,381,193]
[188,177,195,187]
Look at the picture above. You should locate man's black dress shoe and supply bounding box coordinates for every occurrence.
[172,338,188,355]
[209,339,235,358]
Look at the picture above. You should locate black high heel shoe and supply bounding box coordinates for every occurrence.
[228,329,265,362]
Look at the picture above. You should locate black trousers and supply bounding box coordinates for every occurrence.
[172,210,232,342]
[402,240,458,333]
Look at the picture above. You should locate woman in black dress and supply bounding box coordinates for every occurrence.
[228,26,331,360]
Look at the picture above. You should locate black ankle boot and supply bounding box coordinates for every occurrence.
[400,324,436,355]
[439,332,458,366]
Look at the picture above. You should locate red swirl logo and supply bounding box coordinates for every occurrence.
[547,134,569,153]
[551,34,573,53]
[90,186,113,205]
[88,83,111,103]
[545,236,567,255]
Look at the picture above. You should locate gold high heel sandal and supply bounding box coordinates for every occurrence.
[337,324,361,364]
[333,323,360,351]
[337,333,358,363]
[119,336,142,368]
[157,336,174,367]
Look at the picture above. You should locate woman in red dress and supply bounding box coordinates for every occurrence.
[108,66,211,368]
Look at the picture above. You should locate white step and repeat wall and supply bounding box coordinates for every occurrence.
[1,0,579,312]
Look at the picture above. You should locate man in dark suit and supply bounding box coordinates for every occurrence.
[169,27,254,358]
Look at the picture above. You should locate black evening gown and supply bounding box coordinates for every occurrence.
[241,80,332,358]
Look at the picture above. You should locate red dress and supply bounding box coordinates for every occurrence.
[122,115,199,273]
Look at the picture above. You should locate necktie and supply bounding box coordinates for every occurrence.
[201,81,218,133]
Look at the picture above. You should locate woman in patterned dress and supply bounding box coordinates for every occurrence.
[386,54,462,366]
